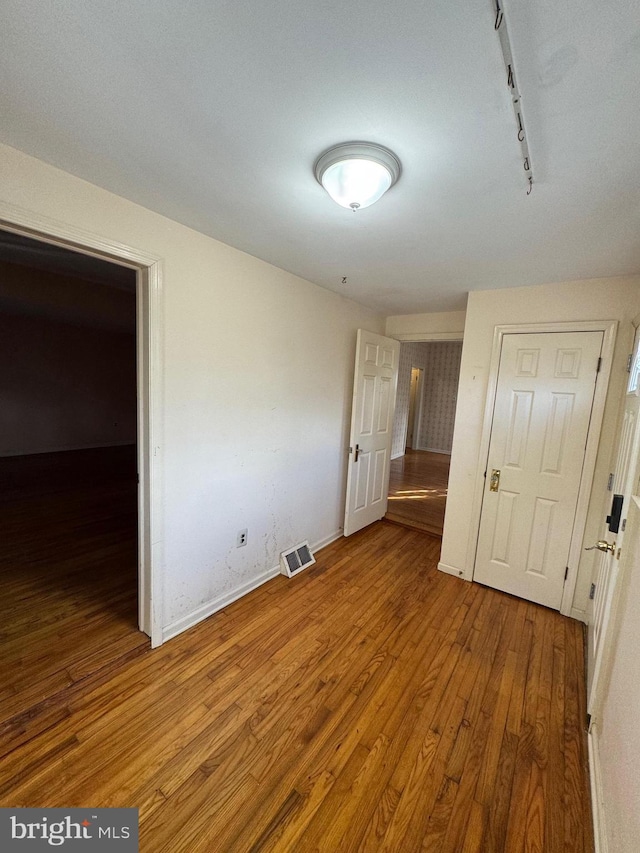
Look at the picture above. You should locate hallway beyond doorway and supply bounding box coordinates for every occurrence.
[0,446,148,727]
[386,449,450,537]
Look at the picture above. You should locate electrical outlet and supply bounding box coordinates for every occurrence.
[237,528,248,548]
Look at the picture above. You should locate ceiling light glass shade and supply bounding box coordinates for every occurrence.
[314,143,401,210]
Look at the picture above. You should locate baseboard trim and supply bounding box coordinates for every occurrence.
[0,440,136,458]
[588,724,608,853]
[162,529,343,643]
[570,606,588,624]
[437,560,470,581]
[313,529,344,551]
[418,447,452,455]
[162,565,280,643]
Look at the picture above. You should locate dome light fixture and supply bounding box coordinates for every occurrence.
[314,142,401,211]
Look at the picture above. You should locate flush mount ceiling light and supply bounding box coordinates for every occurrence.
[314,142,401,211]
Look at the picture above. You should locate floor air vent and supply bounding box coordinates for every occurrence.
[280,541,315,578]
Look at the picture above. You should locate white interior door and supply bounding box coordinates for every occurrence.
[588,334,640,717]
[475,331,603,609]
[344,329,400,537]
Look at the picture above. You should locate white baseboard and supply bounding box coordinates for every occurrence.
[312,529,344,551]
[570,606,588,624]
[162,565,281,643]
[437,560,470,581]
[162,529,343,643]
[0,440,136,457]
[588,724,608,853]
[417,446,452,455]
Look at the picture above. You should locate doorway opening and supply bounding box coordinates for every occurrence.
[405,367,422,449]
[386,340,463,537]
[0,226,158,724]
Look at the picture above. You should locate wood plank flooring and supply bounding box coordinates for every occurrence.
[0,460,594,853]
[386,449,450,537]
[0,447,149,725]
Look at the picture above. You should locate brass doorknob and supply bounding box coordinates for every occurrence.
[584,540,616,554]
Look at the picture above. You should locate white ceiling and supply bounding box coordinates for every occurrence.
[2,0,639,314]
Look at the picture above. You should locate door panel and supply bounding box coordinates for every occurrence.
[377,376,392,431]
[344,330,400,537]
[504,390,533,468]
[475,331,603,609]
[540,392,574,474]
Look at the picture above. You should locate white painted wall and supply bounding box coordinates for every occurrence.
[0,311,136,455]
[0,143,383,635]
[439,277,640,617]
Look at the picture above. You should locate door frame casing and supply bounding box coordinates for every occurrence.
[588,316,640,718]
[0,199,164,647]
[468,320,617,617]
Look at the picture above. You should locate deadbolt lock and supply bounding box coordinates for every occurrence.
[489,469,501,492]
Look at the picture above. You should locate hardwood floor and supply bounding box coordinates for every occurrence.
[0,504,593,851]
[0,446,148,725]
[386,449,450,537]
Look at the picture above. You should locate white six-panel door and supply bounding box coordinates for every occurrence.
[474,331,603,609]
[344,330,400,537]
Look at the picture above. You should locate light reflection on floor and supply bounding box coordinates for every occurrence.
[388,488,447,501]
[386,449,450,534]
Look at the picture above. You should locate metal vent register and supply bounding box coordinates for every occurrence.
[280,541,315,578]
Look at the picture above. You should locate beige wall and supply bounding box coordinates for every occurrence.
[439,276,640,618]
[386,309,466,339]
[0,142,384,636]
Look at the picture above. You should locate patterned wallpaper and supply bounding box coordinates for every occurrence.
[391,341,463,458]
[419,341,463,453]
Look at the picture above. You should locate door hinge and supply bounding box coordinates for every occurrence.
[564,566,569,581]
[627,353,633,373]
[597,356,602,373]
[589,583,596,600]
[622,518,627,532]
[607,473,614,491]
